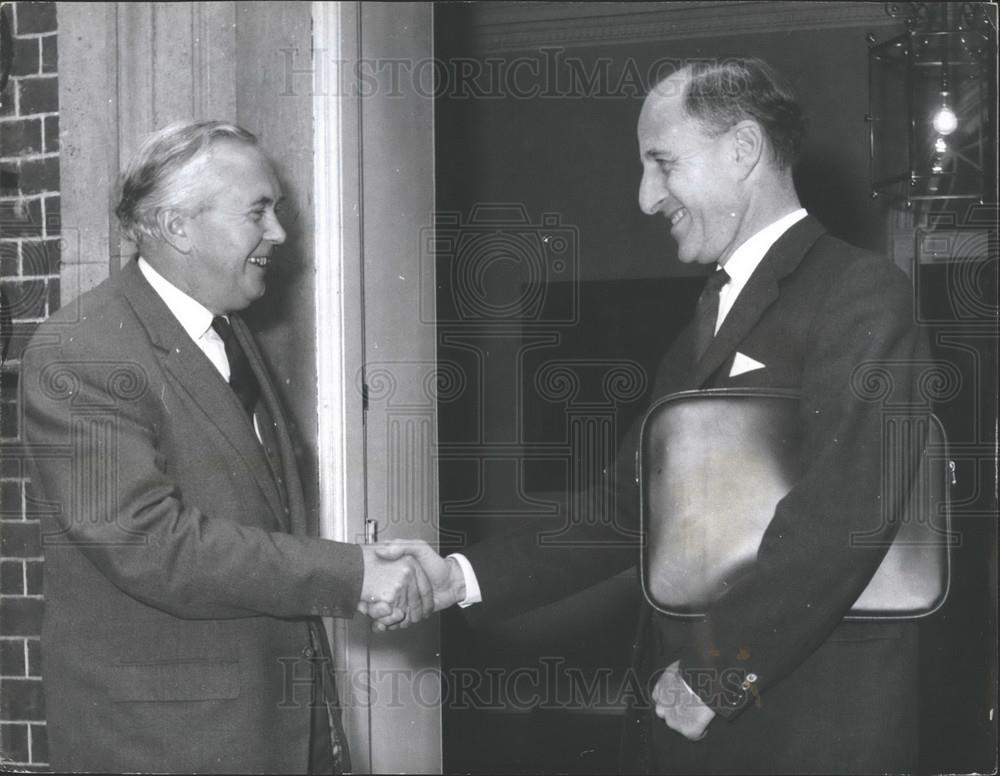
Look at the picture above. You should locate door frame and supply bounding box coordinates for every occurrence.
[313,3,442,772]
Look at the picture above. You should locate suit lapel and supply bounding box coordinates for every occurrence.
[687,215,827,388]
[118,261,288,529]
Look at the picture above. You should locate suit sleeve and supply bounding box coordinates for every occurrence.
[678,259,929,719]
[21,337,364,621]
[459,480,639,625]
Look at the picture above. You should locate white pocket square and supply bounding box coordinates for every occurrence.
[730,352,766,377]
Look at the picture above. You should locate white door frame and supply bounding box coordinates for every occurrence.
[313,3,441,772]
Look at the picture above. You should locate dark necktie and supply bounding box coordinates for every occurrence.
[211,316,260,418]
[693,267,730,361]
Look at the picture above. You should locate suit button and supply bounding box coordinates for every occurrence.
[302,646,315,658]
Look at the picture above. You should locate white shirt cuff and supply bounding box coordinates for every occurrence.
[447,553,482,607]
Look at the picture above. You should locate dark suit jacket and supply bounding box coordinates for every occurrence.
[21,260,363,773]
[463,216,930,774]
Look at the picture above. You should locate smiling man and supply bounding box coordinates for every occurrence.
[636,63,804,267]
[623,59,930,774]
[20,121,434,774]
[377,59,930,773]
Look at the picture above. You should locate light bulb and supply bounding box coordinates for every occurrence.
[932,105,958,135]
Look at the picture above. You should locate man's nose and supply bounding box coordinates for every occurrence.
[264,212,287,245]
[638,169,663,215]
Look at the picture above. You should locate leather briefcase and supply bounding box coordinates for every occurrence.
[638,389,952,620]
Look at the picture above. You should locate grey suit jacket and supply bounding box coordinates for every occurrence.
[21,259,362,773]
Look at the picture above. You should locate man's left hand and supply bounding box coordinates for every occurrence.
[652,660,716,740]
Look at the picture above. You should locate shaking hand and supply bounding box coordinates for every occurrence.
[357,544,434,629]
[364,540,466,631]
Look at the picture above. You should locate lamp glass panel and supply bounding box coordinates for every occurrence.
[910,31,989,200]
[870,34,911,200]
[871,29,991,202]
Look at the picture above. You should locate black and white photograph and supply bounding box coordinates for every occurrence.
[0,2,997,773]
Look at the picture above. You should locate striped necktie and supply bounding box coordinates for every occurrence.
[210,316,260,417]
[693,267,730,361]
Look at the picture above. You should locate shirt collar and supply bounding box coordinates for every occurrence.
[137,257,218,342]
[718,208,807,286]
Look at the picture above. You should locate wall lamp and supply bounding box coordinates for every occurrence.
[867,2,996,207]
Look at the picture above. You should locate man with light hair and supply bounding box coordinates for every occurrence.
[21,120,432,773]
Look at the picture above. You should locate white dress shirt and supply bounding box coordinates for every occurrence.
[138,258,229,377]
[138,258,261,441]
[450,208,809,608]
[715,208,807,332]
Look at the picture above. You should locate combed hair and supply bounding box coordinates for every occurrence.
[682,58,806,170]
[115,120,258,244]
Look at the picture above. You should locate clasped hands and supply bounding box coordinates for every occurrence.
[357,540,465,631]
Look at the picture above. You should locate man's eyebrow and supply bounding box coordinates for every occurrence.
[644,149,675,161]
[248,194,285,207]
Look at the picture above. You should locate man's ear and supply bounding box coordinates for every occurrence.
[157,208,192,254]
[731,120,765,179]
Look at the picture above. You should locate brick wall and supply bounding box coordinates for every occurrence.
[0,1,59,770]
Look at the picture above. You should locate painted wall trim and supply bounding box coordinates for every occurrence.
[468,1,901,53]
